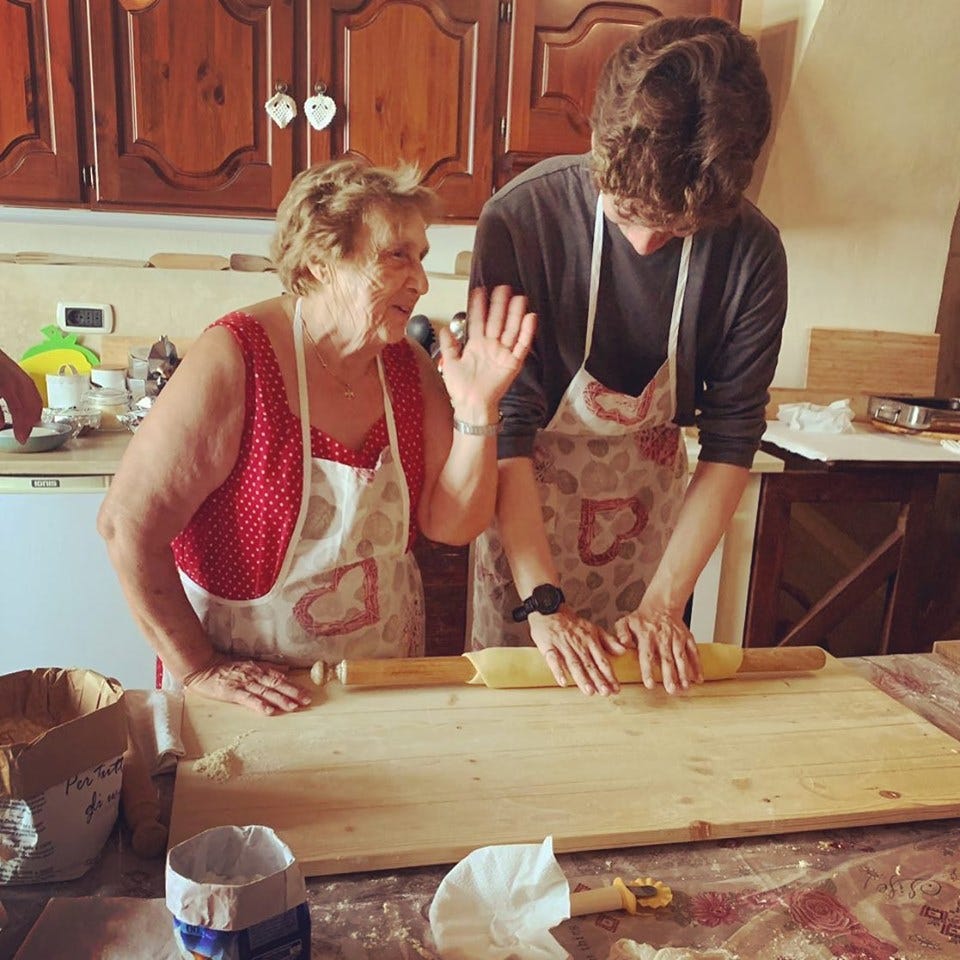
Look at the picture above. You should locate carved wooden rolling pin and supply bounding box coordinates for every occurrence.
[310,643,827,689]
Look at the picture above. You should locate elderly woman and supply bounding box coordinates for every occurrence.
[98,159,535,714]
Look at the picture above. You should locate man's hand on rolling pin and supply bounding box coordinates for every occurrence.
[612,607,703,695]
[529,606,630,697]
[182,655,312,715]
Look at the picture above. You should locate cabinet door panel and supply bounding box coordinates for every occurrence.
[0,0,82,203]
[314,0,496,220]
[86,0,295,215]
[502,1,741,177]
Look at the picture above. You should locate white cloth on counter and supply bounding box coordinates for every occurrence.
[607,943,736,960]
[123,689,185,775]
[429,836,572,960]
[762,421,960,463]
[941,439,960,456]
[776,398,854,433]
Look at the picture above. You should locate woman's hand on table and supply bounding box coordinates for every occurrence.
[613,607,703,695]
[182,655,312,715]
[529,606,630,697]
[438,285,536,419]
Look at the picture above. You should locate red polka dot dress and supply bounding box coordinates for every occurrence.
[172,309,428,665]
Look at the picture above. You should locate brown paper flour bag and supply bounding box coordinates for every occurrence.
[0,668,126,883]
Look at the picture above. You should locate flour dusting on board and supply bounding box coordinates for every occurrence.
[193,732,251,782]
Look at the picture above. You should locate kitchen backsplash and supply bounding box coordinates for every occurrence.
[0,215,474,361]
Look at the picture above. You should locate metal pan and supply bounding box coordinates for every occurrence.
[0,421,73,453]
[868,394,960,431]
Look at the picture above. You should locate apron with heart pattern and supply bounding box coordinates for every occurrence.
[178,298,424,667]
[471,197,692,647]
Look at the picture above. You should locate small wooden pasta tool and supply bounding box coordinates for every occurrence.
[310,643,826,689]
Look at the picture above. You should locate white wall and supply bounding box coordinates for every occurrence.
[756,0,960,386]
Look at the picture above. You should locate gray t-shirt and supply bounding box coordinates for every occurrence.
[471,154,788,468]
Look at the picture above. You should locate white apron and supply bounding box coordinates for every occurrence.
[471,197,692,647]
[178,299,424,668]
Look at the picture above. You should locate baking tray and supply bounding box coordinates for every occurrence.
[868,394,960,432]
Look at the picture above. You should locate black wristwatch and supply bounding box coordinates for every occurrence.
[512,584,566,622]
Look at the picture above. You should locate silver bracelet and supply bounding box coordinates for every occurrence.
[453,413,503,436]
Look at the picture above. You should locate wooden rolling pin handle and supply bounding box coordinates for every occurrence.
[737,646,826,674]
[314,656,477,688]
[121,732,168,859]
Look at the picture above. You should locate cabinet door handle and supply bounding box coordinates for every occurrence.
[265,82,298,129]
[304,83,337,132]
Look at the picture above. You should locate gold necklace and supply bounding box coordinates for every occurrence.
[302,323,358,400]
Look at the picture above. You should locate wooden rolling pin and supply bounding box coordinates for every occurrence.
[120,728,168,859]
[310,644,826,689]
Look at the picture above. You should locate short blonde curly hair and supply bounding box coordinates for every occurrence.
[591,16,771,232]
[271,158,440,296]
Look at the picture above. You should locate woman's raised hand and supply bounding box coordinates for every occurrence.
[436,285,536,417]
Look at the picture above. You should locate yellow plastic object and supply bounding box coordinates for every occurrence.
[569,877,674,918]
[462,644,743,689]
[629,877,673,909]
[19,325,99,405]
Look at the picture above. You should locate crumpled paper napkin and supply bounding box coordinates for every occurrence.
[123,689,185,775]
[777,398,854,433]
[429,837,572,959]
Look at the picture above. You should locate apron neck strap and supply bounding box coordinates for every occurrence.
[293,296,411,541]
[583,195,606,360]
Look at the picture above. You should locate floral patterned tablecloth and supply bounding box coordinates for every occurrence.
[2,652,959,960]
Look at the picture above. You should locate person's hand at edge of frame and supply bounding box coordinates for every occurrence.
[182,654,313,715]
[529,605,631,697]
[0,348,43,444]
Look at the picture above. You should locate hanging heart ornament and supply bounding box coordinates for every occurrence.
[304,85,337,131]
[265,86,297,129]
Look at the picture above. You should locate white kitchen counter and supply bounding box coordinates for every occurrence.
[0,430,130,477]
[0,429,784,478]
[762,421,960,463]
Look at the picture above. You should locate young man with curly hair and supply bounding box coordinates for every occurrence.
[469,15,787,698]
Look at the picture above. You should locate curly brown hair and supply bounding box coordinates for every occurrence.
[590,16,771,232]
[271,158,439,296]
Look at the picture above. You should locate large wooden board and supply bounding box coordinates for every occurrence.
[805,328,940,396]
[169,656,960,877]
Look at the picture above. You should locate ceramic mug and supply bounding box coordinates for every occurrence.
[46,364,90,410]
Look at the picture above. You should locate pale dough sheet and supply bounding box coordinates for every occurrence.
[463,644,743,688]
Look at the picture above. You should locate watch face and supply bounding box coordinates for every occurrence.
[531,584,564,614]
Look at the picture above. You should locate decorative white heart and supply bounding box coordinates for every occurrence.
[264,91,297,129]
[304,92,337,131]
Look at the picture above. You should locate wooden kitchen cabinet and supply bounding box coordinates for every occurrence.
[0,0,742,219]
[85,0,296,214]
[0,0,83,204]
[306,0,497,220]
[497,0,742,185]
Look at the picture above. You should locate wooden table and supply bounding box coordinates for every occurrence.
[4,649,960,959]
[745,425,960,655]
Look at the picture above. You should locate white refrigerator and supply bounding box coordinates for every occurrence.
[0,474,158,689]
